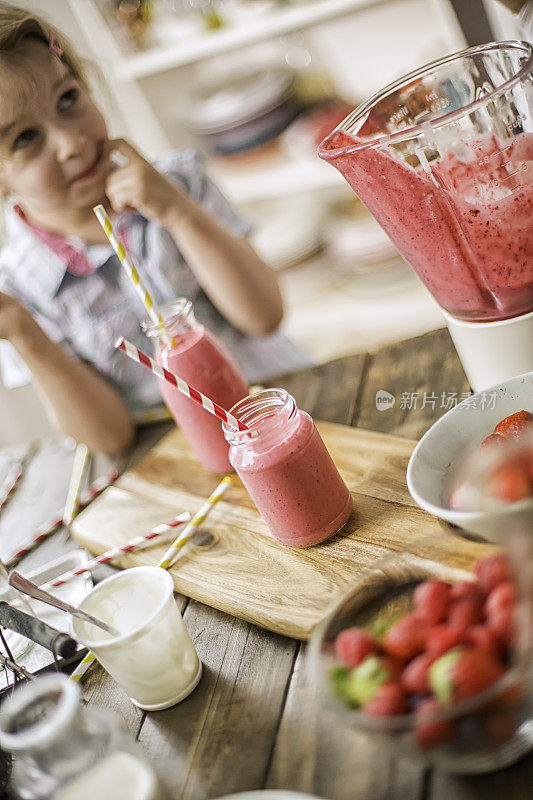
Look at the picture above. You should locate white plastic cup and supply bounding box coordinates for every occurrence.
[71,567,201,711]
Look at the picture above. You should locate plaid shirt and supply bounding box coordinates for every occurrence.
[0,150,307,410]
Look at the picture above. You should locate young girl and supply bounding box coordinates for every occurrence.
[0,4,304,454]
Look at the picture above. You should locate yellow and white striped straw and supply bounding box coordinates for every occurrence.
[69,651,97,682]
[69,475,232,683]
[63,444,90,527]
[93,204,172,347]
[132,404,173,425]
[157,475,232,569]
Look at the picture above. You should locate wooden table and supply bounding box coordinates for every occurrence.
[2,329,532,800]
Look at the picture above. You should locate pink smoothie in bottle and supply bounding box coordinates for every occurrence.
[143,300,248,473]
[319,130,533,322]
[223,389,353,547]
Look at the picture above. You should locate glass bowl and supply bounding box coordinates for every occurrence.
[308,553,533,775]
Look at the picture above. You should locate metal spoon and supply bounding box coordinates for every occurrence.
[8,572,120,638]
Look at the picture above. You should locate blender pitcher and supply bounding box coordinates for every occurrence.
[319,41,533,390]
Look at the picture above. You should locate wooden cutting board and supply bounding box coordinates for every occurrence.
[71,421,495,639]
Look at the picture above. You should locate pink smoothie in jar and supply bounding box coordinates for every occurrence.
[143,300,248,473]
[319,130,533,322]
[223,389,353,547]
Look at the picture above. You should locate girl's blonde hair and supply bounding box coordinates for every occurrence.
[0,2,87,87]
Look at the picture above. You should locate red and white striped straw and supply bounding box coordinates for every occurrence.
[40,511,191,590]
[0,462,24,512]
[115,337,248,432]
[3,469,118,567]
[0,442,37,513]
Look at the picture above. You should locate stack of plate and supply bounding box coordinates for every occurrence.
[324,199,414,296]
[245,194,326,270]
[186,67,298,155]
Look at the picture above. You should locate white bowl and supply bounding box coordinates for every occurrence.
[406,371,533,540]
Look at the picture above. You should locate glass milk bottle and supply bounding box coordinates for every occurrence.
[143,298,249,473]
[223,388,353,546]
[0,674,169,800]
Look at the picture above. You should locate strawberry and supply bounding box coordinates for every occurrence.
[487,605,514,650]
[414,698,457,750]
[334,627,380,668]
[485,581,516,618]
[383,613,428,661]
[448,481,475,511]
[448,597,484,633]
[462,625,501,659]
[494,410,532,438]
[504,419,533,440]
[413,580,451,624]
[427,624,463,658]
[480,433,505,449]
[453,649,504,703]
[450,579,485,604]
[489,461,532,504]
[401,652,434,695]
[474,555,510,594]
[379,655,404,680]
[362,681,407,716]
[430,647,505,705]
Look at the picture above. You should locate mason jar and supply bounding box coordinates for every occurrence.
[0,674,169,800]
[223,388,353,546]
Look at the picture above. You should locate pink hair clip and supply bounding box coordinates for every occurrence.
[49,32,63,58]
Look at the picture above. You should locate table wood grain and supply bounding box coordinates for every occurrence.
[2,329,532,799]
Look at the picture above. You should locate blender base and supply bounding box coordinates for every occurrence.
[444,309,533,391]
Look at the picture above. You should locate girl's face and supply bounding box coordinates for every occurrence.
[0,40,109,213]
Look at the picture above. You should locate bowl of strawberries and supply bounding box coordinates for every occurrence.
[308,552,533,774]
[406,371,533,540]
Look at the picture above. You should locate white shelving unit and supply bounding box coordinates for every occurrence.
[68,0,465,204]
[66,0,394,202]
[113,0,391,79]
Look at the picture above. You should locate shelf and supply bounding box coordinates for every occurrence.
[208,152,345,204]
[114,0,390,80]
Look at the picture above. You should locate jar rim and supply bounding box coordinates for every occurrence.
[0,673,80,753]
[223,388,297,444]
[141,298,194,338]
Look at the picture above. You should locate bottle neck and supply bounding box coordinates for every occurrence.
[223,389,300,450]
[141,298,203,350]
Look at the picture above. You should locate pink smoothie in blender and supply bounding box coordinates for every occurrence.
[143,300,249,473]
[319,42,533,326]
[321,129,533,322]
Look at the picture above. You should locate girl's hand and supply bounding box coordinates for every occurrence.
[104,139,184,227]
[0,293,37,344]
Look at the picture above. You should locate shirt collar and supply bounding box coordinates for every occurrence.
[13,204,96,278]
[5,206,70,302]
[4,204,141,304]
